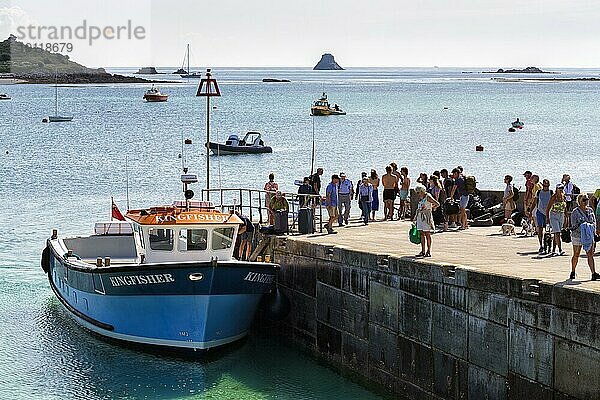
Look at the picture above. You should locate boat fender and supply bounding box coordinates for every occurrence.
[41,247,50,273]
[260,287,291,321]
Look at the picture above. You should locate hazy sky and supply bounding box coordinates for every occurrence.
[2,0,600,67]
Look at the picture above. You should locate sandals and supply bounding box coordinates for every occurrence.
[424,252,431,257]
[415,252,425,257]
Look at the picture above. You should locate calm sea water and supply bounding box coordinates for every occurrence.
[1,67,600,399]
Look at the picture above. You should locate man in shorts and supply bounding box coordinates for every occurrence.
[325,175,340,234]
[381,165,398,220]
[450,168,469,230]
[399,167,411,220]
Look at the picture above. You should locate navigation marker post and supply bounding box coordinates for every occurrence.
[196,69,221,201]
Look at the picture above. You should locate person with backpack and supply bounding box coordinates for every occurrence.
[450,168,469,230]
[503,175,516,220]
[535,179,552,254]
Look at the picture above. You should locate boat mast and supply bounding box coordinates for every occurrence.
[196,69,221,200]
[310,115,315,176]
[187,44,190,75]
[54,70,58,116]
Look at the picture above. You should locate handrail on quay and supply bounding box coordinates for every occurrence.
[201,188,325,234]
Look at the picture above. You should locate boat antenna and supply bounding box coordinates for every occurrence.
[125,154,130,210]
[310,115,316,176]
[196,69,221,201]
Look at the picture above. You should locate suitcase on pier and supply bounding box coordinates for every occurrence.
[274,211,289,234]
[298,207,314,234]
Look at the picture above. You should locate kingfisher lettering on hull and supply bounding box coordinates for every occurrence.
[109,273,175,287]
[243,271,274,284]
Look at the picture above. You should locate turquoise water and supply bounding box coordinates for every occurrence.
[1,67,600,399]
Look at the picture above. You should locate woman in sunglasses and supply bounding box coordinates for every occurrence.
[570,194,600,280]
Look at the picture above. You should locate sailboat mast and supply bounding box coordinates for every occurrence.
[54,71,58,115]
[187,44,190,75]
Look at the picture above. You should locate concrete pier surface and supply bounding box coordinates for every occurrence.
[270,217,600,400]
[293,219,600,290]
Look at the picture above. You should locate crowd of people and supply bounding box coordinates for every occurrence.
[261,167,600,281]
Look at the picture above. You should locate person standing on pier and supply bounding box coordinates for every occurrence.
[310,167,324,194]
[399,167,411,220]
[369,169,380,221]
[358,177,373,225]
[264,173,279,225]
[337,172,353,226]
[355,172,368,213]
[503,175,516,221]
[546,184,566,256]
[569,194,599,281]
[382,165,398,220]
[325,175,340,234]
[450,168,468,230]
[414,184,439,257]
[441,169,455,228]
[523,171,534,221]
[298,176,315,208]
[535,179,552,254]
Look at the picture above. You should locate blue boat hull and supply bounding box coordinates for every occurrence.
[46,244,277,350]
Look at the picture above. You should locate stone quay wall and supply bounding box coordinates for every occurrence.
[270,236,600,400]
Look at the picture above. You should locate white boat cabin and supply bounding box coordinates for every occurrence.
[225,132,265,148]
[54,201,242,267]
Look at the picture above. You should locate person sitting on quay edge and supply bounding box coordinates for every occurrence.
[414,184,439,257]
[534,179,552,254]
[503,175,516,221]
[357,176,373,225]
[325,175,340,234]
[546,183,566,256]
[298,176,315,208]
[569,194,600,281]
[381,165,398,220]
[264,173,279,225]
[337,172,354,226]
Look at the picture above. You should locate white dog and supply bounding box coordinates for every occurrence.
[501,219,516,236]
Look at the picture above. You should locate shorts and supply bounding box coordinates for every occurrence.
[239,231,254,241]
[399,189,409,200]
[383,189,396,201]
[327,206,339,219]
[571,235,581,247]
[549,211,564,234]
[459,195,469,209]
[536,210,547,227]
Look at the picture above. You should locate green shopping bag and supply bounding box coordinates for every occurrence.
[409,224,421,245]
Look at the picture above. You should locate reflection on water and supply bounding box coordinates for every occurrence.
[0,281,384,400]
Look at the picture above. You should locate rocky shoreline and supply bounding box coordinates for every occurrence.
[2,72,173,84]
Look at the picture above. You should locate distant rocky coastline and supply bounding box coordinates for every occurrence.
[1,35,166,84]
[262,78,291,83]
[136,67,161,75]
[484,66,555,74]
[313,53,343,70]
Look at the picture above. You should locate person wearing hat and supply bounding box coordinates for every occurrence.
[337,172,353,226]
[413,184,439,257]
[357,176,373,225]
[546,183,566,256]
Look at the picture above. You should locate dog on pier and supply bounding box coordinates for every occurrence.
[543,230,553,254]
[501,219,516,236]
[520,217,536,237]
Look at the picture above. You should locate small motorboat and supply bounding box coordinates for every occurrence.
[310,92,346,116]
[143,85,169,102]
[511,119,524,129]
[0,93,10,100]
[209,132,273,155]
[48,116,73,122]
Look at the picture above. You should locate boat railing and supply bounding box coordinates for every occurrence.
[200,188,325,234]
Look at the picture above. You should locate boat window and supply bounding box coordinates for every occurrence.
[178,229,208,251]
[148,228,174,251]
[212,227,235,250]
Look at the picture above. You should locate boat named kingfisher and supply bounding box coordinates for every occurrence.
[41,175,279,351]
